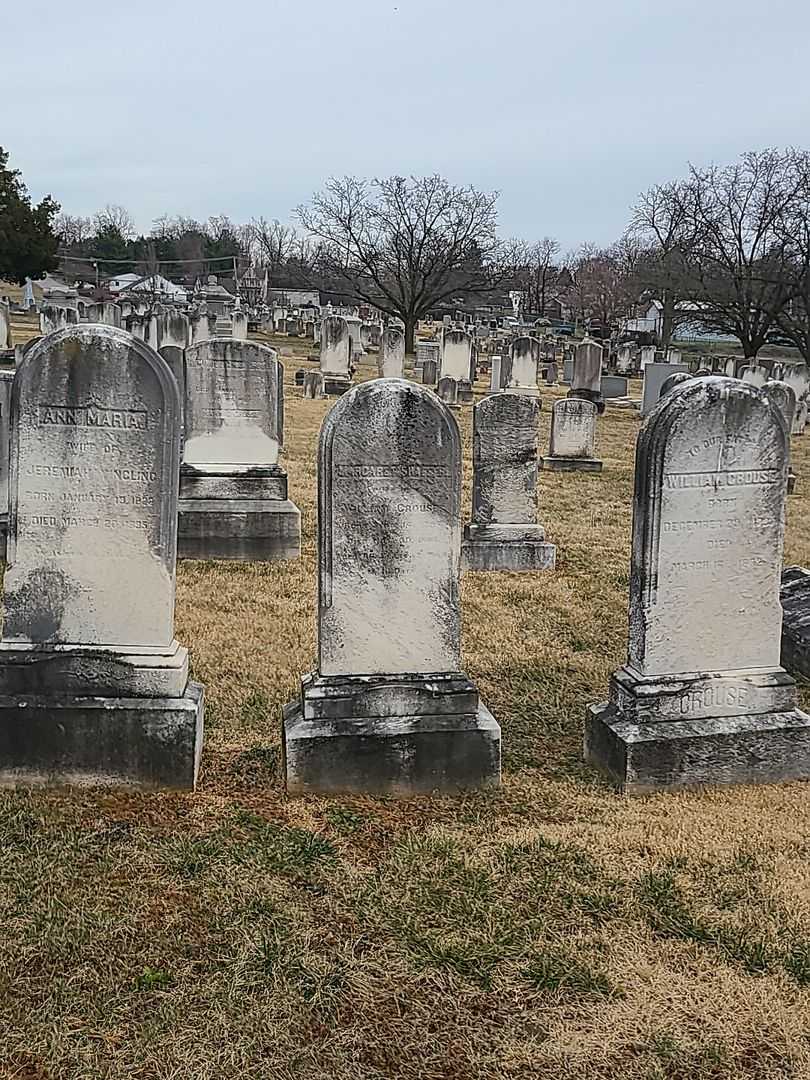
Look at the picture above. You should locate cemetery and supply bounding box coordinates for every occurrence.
[5,116,810,1074]
[1,307,810,1077]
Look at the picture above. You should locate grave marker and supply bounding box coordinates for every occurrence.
[542,398,602,472]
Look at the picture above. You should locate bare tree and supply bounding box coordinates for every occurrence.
[683,149,800,358]
[93,204,136,240]
[628,180,696,348]
[569,242,636,334]
[296,175,508,352]
[248,218,298,281]
[512,237,561,315]
[55,213,94,248]
[773,150,810,361]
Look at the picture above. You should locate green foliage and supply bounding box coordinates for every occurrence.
[0,146,60,284]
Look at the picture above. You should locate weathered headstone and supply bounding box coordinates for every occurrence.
[545,360,558,385]
[462,394,555,572]
[0,370,13,557]
[783,364,810,435]
[542,398,602,472]
[642,362,690,415]
[379,328,405,379]
[320,315,352,395]
[422,358,438,385]
[344,316,365,363]
[0,301,11,350]
[159,345,186,442]
[490,357,502,393]
[436,376,459,406]
[303,370,325,399]
[571,336,603,397]
[601,375,629,398]
[504,336,540,396]
[764,380,798,494]
[178,339,301,561]
[585,376,810,793]
[741,362,768,388]
[232,310,249,341]
[440,329,472,382]
[0,326,204,787]
[780,566,810,681]
[282,379,500,795]
[639,345,655,370]
[660,370,692,398]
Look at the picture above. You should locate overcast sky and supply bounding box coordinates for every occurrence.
[4,0,809,251]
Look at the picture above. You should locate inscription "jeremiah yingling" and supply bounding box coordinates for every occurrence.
[664,469,780,489]
[38,405,148,430]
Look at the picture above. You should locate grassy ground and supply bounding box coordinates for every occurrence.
[3,331,810,1079]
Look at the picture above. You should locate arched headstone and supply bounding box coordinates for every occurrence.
[542,398,602,472]
[178,339,300,561]
[463,393,555,571]
[0,325,203,787]
[586,376,809,792]
[319,315,352,395]
[283,379,500,795]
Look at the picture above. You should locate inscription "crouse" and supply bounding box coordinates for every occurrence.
[678,685,750,713]
[38,405,148,430]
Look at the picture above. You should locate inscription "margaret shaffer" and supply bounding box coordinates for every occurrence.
[335,464,449,479]
[38,405,148,430]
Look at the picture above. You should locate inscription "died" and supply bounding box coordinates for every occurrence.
[38,405,148,430]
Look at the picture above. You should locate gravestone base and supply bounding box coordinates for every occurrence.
[282,672,501,796]
[461,523,556,572]
[541,454,603,472]
[323,374,352,396]
[178,466,301,561]
[0,681,204,789]
[586,663,810,793]
[584,700,810,795]
[0,640,190,697]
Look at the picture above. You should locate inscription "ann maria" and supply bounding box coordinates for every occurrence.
[38,405,148,430]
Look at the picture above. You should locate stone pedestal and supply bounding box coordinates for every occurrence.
[541,454,603,472]
[585,665,810,795]
[178,466,300,561]
[283,672,500,796]
[462,523,555,571]
[323,373,352,396]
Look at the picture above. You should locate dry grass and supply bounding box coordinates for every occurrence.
[2,334,810,1079]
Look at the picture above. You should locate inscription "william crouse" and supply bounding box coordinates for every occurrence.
[664,469,779,489]
[38,405,148,430]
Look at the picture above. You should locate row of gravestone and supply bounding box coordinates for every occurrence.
[0,328,805,798]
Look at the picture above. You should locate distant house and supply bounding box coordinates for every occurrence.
[623,300,663,336]
[107,273,188,301]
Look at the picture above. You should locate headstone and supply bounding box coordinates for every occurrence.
[189,312,216,345]
[741,362,768,388]
[542,399,602,472]
[282,379,500,795]
[379,328,405,379]
[764,380,798,494]
[780,566,810,681]
[436,376,459,406]
[660,371,692,398]
[571,336,602,393]
[0,302,10,351]
[0,326,204,787]
[422,359,438,385]
[504,337,540,396]
[303,371,325,400]
[490,357,502,393]
[642,362,690,415]
[0,370,13,557]
[783,364,810,435]
[232,311,249,340]
[440,330,472,382]
[562,358,573,385]
[601,375,629,398]
[639,345,655,370]
[344,316,365,363]
[160,312,189,349]
[462,394,555,572]
[616,345,634,374]
[101,302,122,328]
[178,339,301,561]
[320,316,352,395]
[585,375,810,793]
[545,360,558,386]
